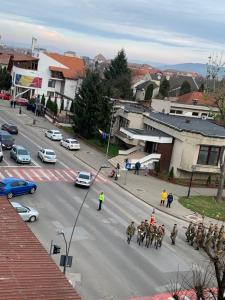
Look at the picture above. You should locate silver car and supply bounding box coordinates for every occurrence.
[10,145,31,164]
[11,202,39,222]
[45,129,62,141]
[75,171,94,187]
[38,148,57,163]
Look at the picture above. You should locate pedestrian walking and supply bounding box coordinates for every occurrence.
[160,189,167,206]
[144,164,149,176]
[13,100,16,108]
[170,224,178,245]
[166,192,173,208]
[115,163,120,181]
[97,192,105,211]
[134,161,141,175]
[10,99,13,108]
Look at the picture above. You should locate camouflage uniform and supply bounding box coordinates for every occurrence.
[185,222,193,242]
[189,224,197,246]
[171,224,178,245]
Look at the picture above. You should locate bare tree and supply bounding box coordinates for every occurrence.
[216,147,225,203]
[206,53,225,92]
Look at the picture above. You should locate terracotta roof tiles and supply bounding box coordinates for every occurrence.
[177,91,216,107]
[0,196,81,300]
[45,52,85,80]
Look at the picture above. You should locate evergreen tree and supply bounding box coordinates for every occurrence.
[0,67,12,90]
[41,94,46,106]
[60,98,64,113]
[145,84,154,100]
[104,49,132,99]
[70,101,74,113]
[198,83,204,92]
[158,78,170,99]
[46,95,51,109]
[73,69,111,138]
[53,101,58,115]
[179,80,192,95]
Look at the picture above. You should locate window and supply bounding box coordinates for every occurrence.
[170,109,175,114]
[48,80,56,88]
[197,145,220,166]
[175,110,183,114]
[201,113,208,117]
[47,91,55,97]
[192,112,199,116]
[119,117,129,128]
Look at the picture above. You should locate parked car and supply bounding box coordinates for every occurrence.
[37,148,56,163]
[75,171,94,187]
[0,92,11,100]
[60,138,80,150]
[0,177,37,199]
[0,130,14,150]
[45,129,62,141]
[16,98,29,106]
[1,123,18,134]
[11,202,39,222]
[10,145,31,164]
[0,144,3,162]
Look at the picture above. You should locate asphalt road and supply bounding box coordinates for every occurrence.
[0,107,204,300]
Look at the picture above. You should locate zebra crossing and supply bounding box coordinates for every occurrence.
[0,167,109,183]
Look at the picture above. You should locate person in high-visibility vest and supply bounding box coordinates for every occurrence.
[97,192,105,211]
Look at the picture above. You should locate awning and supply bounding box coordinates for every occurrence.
[120,127,173,143]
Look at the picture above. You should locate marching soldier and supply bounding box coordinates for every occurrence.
[185,222,193,242]
[170,224,178,245]
[189,224,197,246]
[195,227,204,250]
[212,224,219,250]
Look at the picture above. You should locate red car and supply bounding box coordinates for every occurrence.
[16,98,29,106]
[0,92,11,100]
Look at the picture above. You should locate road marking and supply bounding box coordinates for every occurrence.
[38,169,51,181]
[21,169,34,181]
[31,159,41,167]
[54,169,68,180]
[46,169,60,181]
[4,170,13,177]
[13,169,24,179]
[30,169,44,181]
[62,170,74,181]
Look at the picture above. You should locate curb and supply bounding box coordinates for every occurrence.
[72,152,188,223]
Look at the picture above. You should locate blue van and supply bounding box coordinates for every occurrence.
[0,130,14,150]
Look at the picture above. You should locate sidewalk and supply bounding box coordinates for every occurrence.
[1,100,223,225]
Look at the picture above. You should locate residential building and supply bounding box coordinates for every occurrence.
[11,51,85,108]
[112,104,225,179]
[151,91,218,119]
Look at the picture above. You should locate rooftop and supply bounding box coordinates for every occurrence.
[0,53,11,65]
[146,111,225,138]
[0,196,81,300]
[176,91,216,107]
[124,104,148,114]
[45,52,85,79]
[124,128,171,138]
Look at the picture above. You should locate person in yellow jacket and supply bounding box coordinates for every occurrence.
[160,189,167,206]
[97,192,105,211]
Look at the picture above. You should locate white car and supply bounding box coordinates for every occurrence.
[11,202,39,222]
[75,171,94,187]
[45,129,62,141]
[60,138,80,150]
[38,148,57,163]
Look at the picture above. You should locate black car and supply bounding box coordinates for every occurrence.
[1,123,18,134]
[0,130,14,150]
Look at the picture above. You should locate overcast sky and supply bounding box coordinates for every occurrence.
[1,0,225,64]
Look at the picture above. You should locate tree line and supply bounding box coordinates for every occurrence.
[0,67,12,91]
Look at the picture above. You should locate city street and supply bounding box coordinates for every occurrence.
[0,106,204,300]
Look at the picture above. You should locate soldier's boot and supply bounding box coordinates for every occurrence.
[195,247,199,250]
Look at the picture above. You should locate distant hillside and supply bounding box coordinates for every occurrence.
[159,63,225,77]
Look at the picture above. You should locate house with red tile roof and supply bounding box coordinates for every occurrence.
[151,91,218,119]
[0,196,81,300]
[11,51,85,109]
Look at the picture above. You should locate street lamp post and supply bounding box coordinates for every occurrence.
[187,165,196,198]
[58,164,110,275]
[105,98,116,161]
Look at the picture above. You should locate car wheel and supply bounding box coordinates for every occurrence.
[0,156,3,162]
[30,187,36,194]
[45,133,47,137]
[29,215,36,222]
[7,192,13,199]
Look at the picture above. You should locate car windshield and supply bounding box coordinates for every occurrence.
[53,131,60,134]
[10,126,17,130]
[18,149,28,155]
[71,141,78,144]
[46,151,55,156]
[2,135,13,141]
[79,174,90,180]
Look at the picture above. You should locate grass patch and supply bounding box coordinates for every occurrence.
[179,196,225,221]
[61,126,75,136]
[87,138,119,157]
